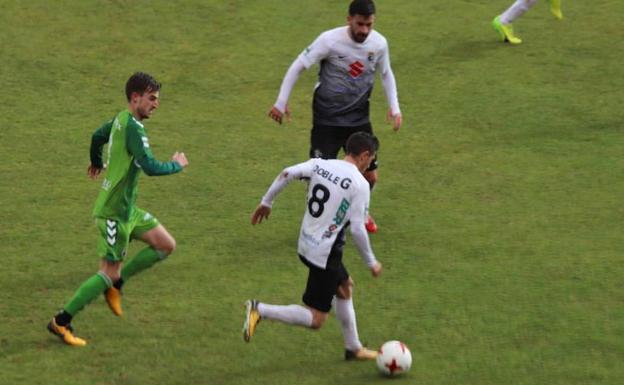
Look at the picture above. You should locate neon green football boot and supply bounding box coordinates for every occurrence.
[492,16,522,45]
[549,0,563,20]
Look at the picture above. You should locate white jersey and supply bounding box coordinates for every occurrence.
[298,26,396,126]
[261,158,377,269]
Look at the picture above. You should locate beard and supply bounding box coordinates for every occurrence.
[138,107,155,120]
[353,32,368,43]
[349,26,369,43]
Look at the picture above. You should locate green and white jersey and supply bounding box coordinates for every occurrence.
[90,110,182,221]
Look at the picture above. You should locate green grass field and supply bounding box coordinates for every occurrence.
[1,1,623,384]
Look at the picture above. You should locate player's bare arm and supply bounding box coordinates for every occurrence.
[251,204,271,225]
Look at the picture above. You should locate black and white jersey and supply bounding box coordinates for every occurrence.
[261,158,377,269]
[298,26,392,127]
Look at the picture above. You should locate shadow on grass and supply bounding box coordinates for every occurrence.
[439,39,503,62]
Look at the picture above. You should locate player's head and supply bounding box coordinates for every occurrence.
[125,72,161,120]
[347,0,376,43]
[345,132,379,172]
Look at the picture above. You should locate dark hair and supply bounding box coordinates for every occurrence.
[345,132,379,156]
[349,0,376,16]
[125,72,161,101]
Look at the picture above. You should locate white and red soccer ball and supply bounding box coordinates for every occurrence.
[376,340,412,376]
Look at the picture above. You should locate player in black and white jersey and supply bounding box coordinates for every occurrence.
[268,0,401,234]
[243,133,383,361]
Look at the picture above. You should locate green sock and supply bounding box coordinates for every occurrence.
[121,247,167,282]
[64,272,112,316]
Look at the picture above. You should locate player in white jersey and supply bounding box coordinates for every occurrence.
[492,0,563,44]
[243,132,383,361]
[267,0,402,234]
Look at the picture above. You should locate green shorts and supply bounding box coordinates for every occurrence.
[96,207,160,262]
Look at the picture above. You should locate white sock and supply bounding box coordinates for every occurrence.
[335,297,363,351]
[500,0,538,24]
[257,303,313,327]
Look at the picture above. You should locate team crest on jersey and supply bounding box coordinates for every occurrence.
[367,52,374,61]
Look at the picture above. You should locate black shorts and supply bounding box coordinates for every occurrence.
[300,255,349,313]
[310,122,378,171]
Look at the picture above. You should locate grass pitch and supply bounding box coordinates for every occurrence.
[1,1,623,384]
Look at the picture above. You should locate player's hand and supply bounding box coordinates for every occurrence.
[386,110,402,131]
[251,204,272,225]
[87,164,102,180]
[172,152,189,168]
[268,105,291,125]
[370,262,383,277]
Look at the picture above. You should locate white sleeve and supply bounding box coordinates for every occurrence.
[377,43,401,115]
[297,32,332,69]
[261,159,316,208]
[349,187,378,268]
[274,58,306,113]
[381,70,400,116]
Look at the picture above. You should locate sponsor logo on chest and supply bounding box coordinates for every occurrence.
[348,61,365,78]
[340,50,375,78]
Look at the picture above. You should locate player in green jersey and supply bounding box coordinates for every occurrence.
[48,72,189,346]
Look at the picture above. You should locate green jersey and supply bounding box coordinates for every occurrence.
[90,110,182,221]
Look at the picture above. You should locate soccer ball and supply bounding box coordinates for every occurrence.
[376,340,412,376]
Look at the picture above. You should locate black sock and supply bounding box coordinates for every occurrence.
[113,278,124,290]
[55,310,73,326]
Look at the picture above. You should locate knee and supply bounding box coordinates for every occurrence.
[142,226,176,257]
[106,271,121,283]
[336,278,354,300]
[310,311,328,329]
[100,261,121,283]
[158,237,176,257]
